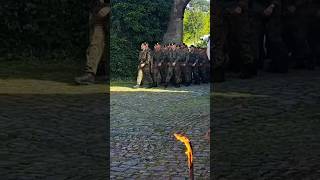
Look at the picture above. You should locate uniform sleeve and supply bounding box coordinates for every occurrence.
[194,54,200,64]
[138,52,143,64]
[160,52,165,63]
[147,50,153,65]
[185,52,190,64]
[174,52,180,63]
[96,3,111,18]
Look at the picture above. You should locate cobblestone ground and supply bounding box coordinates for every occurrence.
[110,84,210,179]
[0,61,109,179]
[213,70,320,179]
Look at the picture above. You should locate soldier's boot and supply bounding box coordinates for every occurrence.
[146,83,154,88]
[193,69,200,85]
[213,68,225,83]
[75,73,95,85]
[133,84,141,89]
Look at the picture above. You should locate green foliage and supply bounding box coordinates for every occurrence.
[183,0,210,46]
[110,0,173,79]
[1,1,90,61]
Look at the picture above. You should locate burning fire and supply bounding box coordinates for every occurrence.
[174,133,193,169]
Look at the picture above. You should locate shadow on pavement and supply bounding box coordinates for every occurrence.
[212,71,320,179]
[0,93,109,179]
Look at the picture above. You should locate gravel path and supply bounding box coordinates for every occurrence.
[213,70,320,179]
[111,84,210,179]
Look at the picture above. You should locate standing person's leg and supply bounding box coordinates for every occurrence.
[213,7,228,82]
[142,64,153,88]
[152,65,161,87]
[134,66,143,88]
[266,10,288,73]
[192,65,200,85]
[174,63,182,87]
[75,26,105,84]
[183,64,192,86]
[165,63,173,87]
[250,14,264,71]
[235,12,256,78]
[160,63,166,84]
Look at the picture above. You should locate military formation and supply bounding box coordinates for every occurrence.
[213,0,320,82]
[133,42,210,88]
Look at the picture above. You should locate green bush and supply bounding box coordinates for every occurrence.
[1,1,89,61]
[1,0,173,79]
[110,0,173,79]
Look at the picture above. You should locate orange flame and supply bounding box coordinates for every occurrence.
[174,133,193,169]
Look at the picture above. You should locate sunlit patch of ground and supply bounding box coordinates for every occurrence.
[0,60,108,94]
[110,86,191,93]
[110,80,210,94]
[0,79,108,95]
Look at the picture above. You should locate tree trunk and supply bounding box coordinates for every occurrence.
[163,0,191,44]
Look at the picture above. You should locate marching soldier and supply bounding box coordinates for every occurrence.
[180,45,192,86]
[198,48,210,83]
[213,0,255,82]
[152,43,163,87]
[133,43,153,88]
[164,43,179,88]
[249,0,288,73]
[189,46,200,85]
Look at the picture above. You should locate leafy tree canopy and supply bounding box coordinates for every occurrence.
[183,0,210,47]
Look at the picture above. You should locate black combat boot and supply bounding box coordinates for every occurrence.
[75,73,95,85]
[153,83,158,88]
[146,84,154,88]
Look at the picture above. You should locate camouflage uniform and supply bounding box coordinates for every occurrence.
[85,2,109,75]
[152,49,163,86]
[189,49,200,84]
[174,47,185,86]
[180,47,192,85]
[213,0,255,81]
[165,48,180,86]
[159,48,168,84]
[136,48,153,86]
[198,48,210,83]
[249,0,288,73]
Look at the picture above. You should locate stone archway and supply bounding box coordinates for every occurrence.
[163,0,191,44]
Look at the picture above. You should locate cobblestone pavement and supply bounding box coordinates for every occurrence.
[0,77,109,179]
[110,84,210,179]
[213,70,320,179]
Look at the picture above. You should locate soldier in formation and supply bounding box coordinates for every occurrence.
[212,0,319,83]
[133,42,153,88]
[133,42,210,88]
